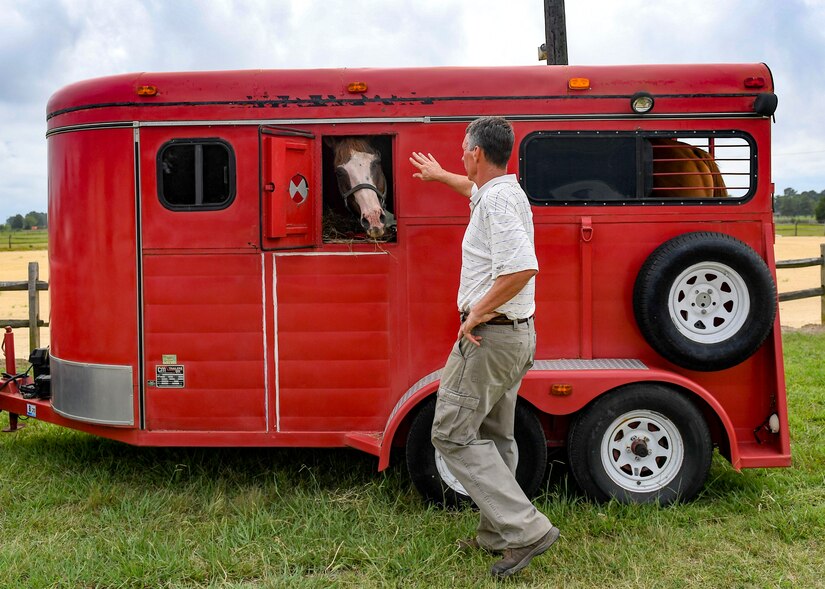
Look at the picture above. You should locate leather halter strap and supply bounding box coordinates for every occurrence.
[340,182,387,211]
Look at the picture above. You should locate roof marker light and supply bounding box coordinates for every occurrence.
[568,78,590,90]
[347,82,368,93]
[744,77,766,89]
[137,85,158,97]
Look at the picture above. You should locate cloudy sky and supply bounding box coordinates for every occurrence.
[0,0,822,221]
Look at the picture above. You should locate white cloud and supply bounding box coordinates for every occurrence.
[1,0,824,220]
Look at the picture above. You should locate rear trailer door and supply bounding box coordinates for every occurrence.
[139,126,267,432]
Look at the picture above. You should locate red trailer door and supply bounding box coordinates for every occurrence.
[139,126,267,432]
[260,127,317,250]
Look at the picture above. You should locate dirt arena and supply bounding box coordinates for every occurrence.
[0,238,822,356]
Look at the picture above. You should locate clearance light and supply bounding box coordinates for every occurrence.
[550,384,573,397]
[137,85,158,97]
[568,78,590,90]
[347,82,368,93]
[744,76,766,89]
[630,91,655,114]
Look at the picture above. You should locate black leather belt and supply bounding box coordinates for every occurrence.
[460,313,533,326]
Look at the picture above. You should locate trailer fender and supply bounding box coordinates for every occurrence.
[378,370,442,471]
[379,366,741,472]
[516,365,742,469]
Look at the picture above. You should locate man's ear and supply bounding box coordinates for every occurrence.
[472,145,483,165]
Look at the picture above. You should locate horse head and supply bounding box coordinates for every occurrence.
[328,137,389,238]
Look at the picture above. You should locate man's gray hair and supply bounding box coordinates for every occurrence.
[466,117,514,168]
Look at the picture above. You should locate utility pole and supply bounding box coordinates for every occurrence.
[538,0,568,65]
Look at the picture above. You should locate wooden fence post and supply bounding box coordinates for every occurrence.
[28,261,40,351]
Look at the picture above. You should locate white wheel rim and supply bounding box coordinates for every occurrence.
[434,450,469,496]
[667,261,750,344]
[600,409,684,493]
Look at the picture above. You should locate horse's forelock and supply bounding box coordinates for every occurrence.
[332,137,379,166]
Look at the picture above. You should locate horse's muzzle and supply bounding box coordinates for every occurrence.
[361,210,387,238]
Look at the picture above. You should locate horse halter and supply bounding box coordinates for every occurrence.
[340,182,387,212]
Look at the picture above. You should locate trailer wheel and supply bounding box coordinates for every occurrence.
[568,383,712,505]
[633,231,776,371]
[406,397,547,508]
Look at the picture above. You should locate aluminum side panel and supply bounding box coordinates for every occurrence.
[51,356,134,426]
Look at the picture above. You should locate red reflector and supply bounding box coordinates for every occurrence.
[744,77,766,89]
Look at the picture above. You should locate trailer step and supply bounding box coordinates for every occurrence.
[344,432,383,456]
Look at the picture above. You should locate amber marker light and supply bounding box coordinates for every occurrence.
[550,384,573,396]
[137,85,158,97]
[568,78,591,90]
[347,82,368,93]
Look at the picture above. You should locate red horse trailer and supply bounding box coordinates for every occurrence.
[0,64,787,505]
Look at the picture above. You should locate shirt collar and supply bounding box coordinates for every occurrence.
[469,174,518,209]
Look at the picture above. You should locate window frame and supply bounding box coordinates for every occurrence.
[518,130,757,207]
[156,138,237,212]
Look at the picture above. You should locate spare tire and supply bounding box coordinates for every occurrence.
[633,231,776,371]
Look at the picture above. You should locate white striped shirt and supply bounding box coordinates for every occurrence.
[457,174,538,319]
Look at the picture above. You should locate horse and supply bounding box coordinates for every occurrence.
[650,138,728,198]
[326,137,390,239]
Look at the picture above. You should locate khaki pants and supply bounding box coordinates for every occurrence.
[431,319,552,551]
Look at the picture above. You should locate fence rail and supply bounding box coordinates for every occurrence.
[1,247,823,356]
[776,243,825,324]
[0,262,48,352]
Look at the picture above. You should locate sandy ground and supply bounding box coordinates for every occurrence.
[774,236,825,328]
[0,250,50,360]
[0,238,821,359]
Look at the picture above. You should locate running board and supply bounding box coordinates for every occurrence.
[532,359,647,370]
[344,432,383,456]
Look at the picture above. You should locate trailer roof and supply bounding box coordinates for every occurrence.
[47,63,774,129]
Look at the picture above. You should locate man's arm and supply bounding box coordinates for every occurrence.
[460,269,537,346]
[410,152,474,198]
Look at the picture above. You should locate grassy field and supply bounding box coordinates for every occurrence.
[0,229,48,251]
[0,342,823,588]
[775,223,825,237]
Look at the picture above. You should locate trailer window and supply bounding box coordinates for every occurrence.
[321,135,396,243]
[520,132,754,205]
[158,139,236,210]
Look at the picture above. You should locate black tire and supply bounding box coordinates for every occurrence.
[568,383,712,505]
[406,397,547,508]
[633,231,776,371]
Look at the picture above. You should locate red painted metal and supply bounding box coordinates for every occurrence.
[0,63,788,477]
[1,327,22,432]
[3,327,15,375]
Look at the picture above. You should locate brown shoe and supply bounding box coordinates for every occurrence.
[490,526,560,579]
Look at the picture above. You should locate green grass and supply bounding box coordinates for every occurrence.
[0,229,48,251]
[1,333,824,588]
[775,223,825,237]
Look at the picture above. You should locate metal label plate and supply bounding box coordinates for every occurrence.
[155,365,185,388]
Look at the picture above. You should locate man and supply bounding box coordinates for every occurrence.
[409,117,559,579]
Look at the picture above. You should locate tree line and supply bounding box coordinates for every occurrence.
[0,193,822,229]
[2,211,48,231]
[774,188,825,222]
